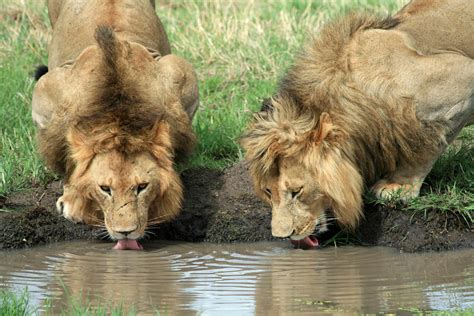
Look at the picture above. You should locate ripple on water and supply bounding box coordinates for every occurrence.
[0,241,472,315]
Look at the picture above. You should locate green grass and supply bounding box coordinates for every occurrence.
[410,131,474,219]
[0,287,164,316]
[397,307,474,316]
[0,2,51,194]
[2,289,473,316]
[0,288,35,316]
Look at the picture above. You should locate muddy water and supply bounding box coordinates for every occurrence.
[0,241,472,315]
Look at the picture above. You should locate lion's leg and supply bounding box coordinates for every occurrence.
[370,157,440,201]
[57,185,102,225]
[56,184,87,223]
[156,54,199,120]
[371,179,424,201]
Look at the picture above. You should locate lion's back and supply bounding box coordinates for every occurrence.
[395,0,474,58]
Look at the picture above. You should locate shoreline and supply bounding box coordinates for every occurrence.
[1,162,472,252]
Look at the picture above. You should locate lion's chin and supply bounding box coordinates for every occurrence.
[290,235,319,250]
[112,239,144,250]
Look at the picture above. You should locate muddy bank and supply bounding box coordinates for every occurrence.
[0,162,472,252]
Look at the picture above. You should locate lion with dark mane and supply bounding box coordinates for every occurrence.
[242,0,473,248]
[32,0,199,250]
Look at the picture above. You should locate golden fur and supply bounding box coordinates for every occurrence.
[32,0,199,241]
[242,0,474,238]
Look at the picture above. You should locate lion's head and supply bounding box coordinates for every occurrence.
[60,119,183,248]
[241,96,363,247]
[34,26,196,249]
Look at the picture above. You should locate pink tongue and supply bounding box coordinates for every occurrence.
[290,236,319,249]
[113,239,144,250]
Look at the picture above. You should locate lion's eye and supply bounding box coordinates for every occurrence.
[264,188,272,198]
[99,185,112,196]
[136,183,149,195]
[291,187,303,199]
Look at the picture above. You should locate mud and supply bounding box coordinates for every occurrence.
[0,162,472,252]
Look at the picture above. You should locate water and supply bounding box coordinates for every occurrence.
[0,241,472,315]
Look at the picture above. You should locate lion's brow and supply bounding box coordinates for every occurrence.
[146,168,159,175]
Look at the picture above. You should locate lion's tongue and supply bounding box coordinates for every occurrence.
[290,236,319,249]
[113,239,143,250]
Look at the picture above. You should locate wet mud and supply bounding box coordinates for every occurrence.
[0,162,472,252]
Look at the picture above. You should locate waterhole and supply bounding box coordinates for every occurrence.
[0,241,472,314]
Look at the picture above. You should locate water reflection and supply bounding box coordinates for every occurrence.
[0,241,472,315]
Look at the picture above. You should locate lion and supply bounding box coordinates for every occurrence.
[241,0,474,248]
[31,0,199,250]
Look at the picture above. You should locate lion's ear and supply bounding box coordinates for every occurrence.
[260,97,274,112]
[312,112,335,143]
[67,128,95,176]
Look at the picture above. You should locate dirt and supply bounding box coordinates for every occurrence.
[0,162,472,252]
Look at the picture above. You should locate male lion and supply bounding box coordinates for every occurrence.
[32,0,199,250]
[241,0,474,248]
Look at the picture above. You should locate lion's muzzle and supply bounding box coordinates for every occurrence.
[271,209,294,237]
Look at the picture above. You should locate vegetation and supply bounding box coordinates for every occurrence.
[0,289,35,316]
[1,288,472,316]
[0,288,151,316]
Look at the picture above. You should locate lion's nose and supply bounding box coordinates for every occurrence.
[116,226,138,237]
[271,225,295,238]
[271,214,294,238]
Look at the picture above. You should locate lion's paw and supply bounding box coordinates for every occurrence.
[370,180,420,202]
[56,196,83,223]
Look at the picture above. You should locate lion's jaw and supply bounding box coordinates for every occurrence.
[83,151,164,241]
[261,157,331,240]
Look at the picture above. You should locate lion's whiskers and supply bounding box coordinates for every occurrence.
[147,215,168,226]
[96,229,111,240]
[146,223,161,229]
[147,222,165,227]
[142,230,157,240]
[147,214,169,221]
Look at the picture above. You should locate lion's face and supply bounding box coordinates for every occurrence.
[242,98,365,244]
[85,151,161,240]
[258,156,331,239]
[57,108,184,250]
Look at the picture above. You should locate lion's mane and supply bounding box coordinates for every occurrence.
[37,26,195,179]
